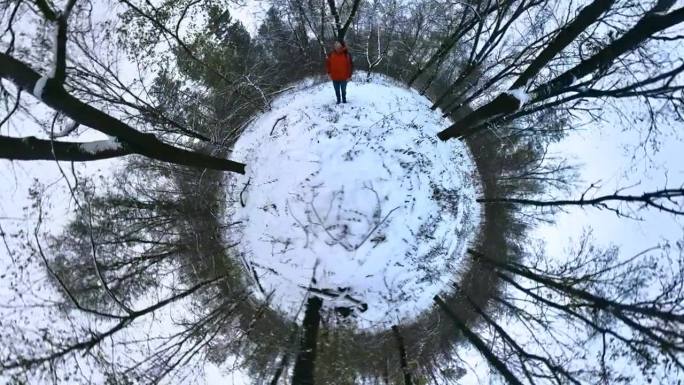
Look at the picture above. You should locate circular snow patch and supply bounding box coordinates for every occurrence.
[225,75,480,329]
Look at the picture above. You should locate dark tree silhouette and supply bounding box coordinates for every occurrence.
[434,245,684,384]
[437,1,684,141]
[434,295,524,385]
[292,296,323,385]
[479,187,684,216]
[326,0,363,41]
[391,325,414,385]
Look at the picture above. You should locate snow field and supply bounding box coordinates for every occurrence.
[225,74,481,329]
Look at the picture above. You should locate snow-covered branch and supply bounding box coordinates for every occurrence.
[0,134,129,161]
[0,52,245,173]
[437,2,684,141]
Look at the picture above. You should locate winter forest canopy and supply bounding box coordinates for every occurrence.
[1,0,684,384]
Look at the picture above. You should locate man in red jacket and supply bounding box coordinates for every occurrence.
[326,41,354,104]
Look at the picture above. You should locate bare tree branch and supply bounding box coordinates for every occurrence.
[478,187,684,216]
[0,53,246,173]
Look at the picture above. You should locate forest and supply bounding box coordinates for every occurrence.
[1,0,683,384]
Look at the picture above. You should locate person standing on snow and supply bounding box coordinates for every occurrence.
[326,40,354,104]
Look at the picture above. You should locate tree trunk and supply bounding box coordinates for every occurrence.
[437,2,684,141]
[326,0,362,41]
[271,352,290,385]
[0,53,246,173]
[433,295,524,385]
[391,325,413,385]
[0,135,130,161]
[292,296,323,385]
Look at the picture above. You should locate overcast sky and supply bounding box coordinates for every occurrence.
[536,109,684,260]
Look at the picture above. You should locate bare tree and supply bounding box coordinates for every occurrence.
[326,0,363,41]
[0,0,246,173]
[432,243,684,385]
[434,295,525,385]
[436,1,684,141]
[0,161,259,384]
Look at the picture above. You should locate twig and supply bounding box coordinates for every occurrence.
[51,119,80,139]
[32,192,125,319]
[310,198,354,251]
[354,206,400,250]
[0,222,15,264]
[0,88,21,131]
[250,264,266,295]
[270,115,287,136]
[240,177,251,208]
[287,200,310,249]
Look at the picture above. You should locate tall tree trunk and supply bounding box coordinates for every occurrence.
[433,295,524,385]
[511,0,616,90]
[438,2,684,141]
[292,296,323,385]
[391,325,413,385]
[0,53,246,174]
[271,352,290,385]
[325,0,363,41]
[382,356,390,385]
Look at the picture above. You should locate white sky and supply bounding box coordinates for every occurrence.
[535,116,684,260]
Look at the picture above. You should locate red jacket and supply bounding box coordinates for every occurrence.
[326,48,354,81]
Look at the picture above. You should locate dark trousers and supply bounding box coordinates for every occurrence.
[332,80,348,102]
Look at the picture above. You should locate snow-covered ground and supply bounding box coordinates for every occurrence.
[225,74,481,329]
